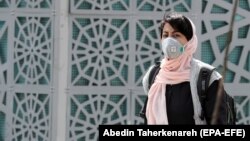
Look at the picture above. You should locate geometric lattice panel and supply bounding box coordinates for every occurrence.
[136,0,192,12]
[15,0,52,9]
[14,16,52,85]
[0,61,7,140]
[0,0,10,8]
[199,0,250,124]
[0,85,7,141]
[70,0,131,13]
[130,93,147,125]
[200,0,250,84]
[70,18,129,86]
[234,96,250,125]
[12,93,50,141]
[0,17,8,141]
[68,93,129,141]
[134,19,162,87]
[1,0,54,141]
[0,20,8,65]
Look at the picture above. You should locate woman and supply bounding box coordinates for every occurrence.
[142,12,227,125]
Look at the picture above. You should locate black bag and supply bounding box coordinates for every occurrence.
[139,63,237,125]
[197,67,236,125]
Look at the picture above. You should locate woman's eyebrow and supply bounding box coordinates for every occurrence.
[162,30,179,34]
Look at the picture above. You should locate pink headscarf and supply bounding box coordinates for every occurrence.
[146,18,198,124]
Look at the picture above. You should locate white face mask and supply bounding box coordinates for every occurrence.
[161,37,185,59]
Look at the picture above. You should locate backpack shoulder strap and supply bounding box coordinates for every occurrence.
[197,67,215,120]
[148,62,161,90]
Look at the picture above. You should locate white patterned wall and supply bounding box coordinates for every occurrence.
[0,0,54,141]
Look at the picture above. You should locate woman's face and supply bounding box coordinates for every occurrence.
[161,22,188,45]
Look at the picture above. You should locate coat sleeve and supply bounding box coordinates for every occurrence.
[142,65,154,95]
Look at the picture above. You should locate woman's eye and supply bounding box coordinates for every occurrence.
[162,34,168,38]
[172,34,179,38]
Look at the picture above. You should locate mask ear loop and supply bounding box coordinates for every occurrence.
[180,45,185,53]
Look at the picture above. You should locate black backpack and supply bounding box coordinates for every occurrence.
[139,63,236,125]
